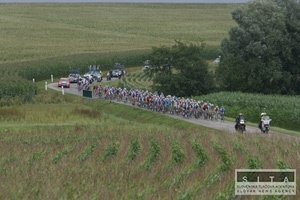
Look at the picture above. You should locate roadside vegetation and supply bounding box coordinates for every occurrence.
[0,2,300,199]
[0,91,299,199]
[116,68,300,132]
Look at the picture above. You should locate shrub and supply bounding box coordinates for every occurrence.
[0,76,37,103]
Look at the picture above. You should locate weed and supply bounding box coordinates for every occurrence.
[213,143,232,172]
[171,141,185,164]
[127,137,141,161]
[192,142,209,167]
[28,150,45,165]
[102,142,120,161]
[276,160,291,169]
[79,141,98,162]
[52,146,74,164]
[145,139,161,170]
[247,156,262,169]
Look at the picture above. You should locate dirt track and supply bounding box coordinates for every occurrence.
[48,81,297,138]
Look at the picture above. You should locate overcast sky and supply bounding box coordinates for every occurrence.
[0,0,250,3]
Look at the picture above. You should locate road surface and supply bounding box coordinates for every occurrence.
[47,81,282,136]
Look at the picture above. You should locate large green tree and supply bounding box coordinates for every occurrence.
[216,0,300,94]
[146,41,215,97]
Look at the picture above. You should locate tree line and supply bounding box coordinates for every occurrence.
[146,0,300,97]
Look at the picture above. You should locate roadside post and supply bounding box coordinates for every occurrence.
[51,75,53,82]
[62,86,64,95]
[45,82,47,90]
[33,78,35,83]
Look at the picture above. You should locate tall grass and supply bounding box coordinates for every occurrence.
[0,76,37,105]
[197,91,300,131]
[0,94,299,199]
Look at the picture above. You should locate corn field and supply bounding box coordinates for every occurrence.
[0,102,299,199]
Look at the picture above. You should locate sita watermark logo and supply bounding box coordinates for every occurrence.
[235,169,296,195]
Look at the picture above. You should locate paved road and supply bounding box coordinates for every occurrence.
[47,81,278,136]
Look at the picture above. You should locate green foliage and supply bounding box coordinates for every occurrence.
[276,160,291,169]
[0,102,298,199]
[0,3,235,65]
[28,151,45,165]
[247,156,262,169]
[192,142,209,167]
[102,142,120,161]
[213,181,235,200]
[197,91,300,131]
[0,2,234,87]
[79,141,98,162]
[145,139,161,170]
[148,41,215,96]
[52,148,70,164]
[0,76,37,103]
[218,0,300,94]
[213,143,232,172]
[171,141,185,164]
[127,137,141,161]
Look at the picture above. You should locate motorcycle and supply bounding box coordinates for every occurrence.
[106,73,111,81]
[235,118,246,133]
[260,115,272,133]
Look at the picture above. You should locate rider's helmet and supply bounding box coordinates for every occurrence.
[261,112,266,116]
[239,113,243,116]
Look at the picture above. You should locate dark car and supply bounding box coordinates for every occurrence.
[68,73,81,83]
[58,78,70,88]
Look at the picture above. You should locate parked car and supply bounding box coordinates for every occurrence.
[68,73,81,83]
[58,78,70,88]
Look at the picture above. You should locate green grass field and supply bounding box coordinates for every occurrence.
[1,3,300,199]
[0,91,299,199]
[0,3,236,64]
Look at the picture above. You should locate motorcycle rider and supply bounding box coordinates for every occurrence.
[235,113,246,130]
[259,112,267,130]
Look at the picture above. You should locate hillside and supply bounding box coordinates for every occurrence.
[0,3,299,199]
[0,91,299,199]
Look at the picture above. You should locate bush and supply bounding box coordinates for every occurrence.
[0,76,37,103]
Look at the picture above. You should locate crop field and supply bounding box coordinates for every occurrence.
[1,2,300,199]
[0,3,236,65]
[0,92,299,199]
[0,3,235,82]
